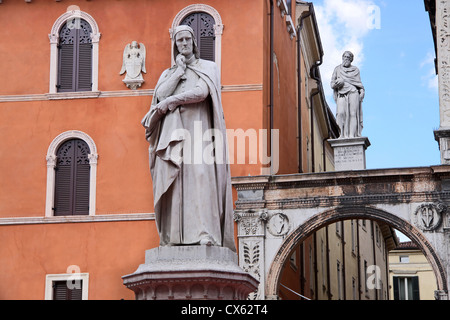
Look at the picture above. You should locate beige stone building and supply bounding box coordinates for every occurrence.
[271,2,398,301]
[389,241,437,300]
[279,219,398,300]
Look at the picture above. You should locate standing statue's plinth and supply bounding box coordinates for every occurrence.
[328,137,370,171]
[122,245,258,300]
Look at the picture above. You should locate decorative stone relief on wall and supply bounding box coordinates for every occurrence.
[234,210,268,300]
[120,41,146,90]
[413,203,447,231]
[234,210,268,236]
[267,212,290,237]
[242,241,261,281]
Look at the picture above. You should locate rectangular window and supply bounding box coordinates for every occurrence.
[53,280,83,300]
[336,221,342,237]
[364,260,368,293]
[45,273,89,300]
[337,260,342,300]
[351,220,356,253]
[399,255,410,263]
[375,225,380,245]
[393,276,420,300]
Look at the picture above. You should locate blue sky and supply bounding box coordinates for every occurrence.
[313,0,440,169]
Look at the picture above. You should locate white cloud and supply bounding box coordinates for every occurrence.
[315,0,378,108]
[420,51,438,92]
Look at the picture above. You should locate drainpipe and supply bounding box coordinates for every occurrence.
[297,5,313,173]
[269,0,274,175]
[371,221,378,300]
[357,219,362,300]
[341,221,347,300]
[307,3,324,173]
[313,232,318,299]
[326,225,331,299]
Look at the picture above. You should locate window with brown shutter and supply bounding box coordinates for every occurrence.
[181,12,216,62]
[52,281,83,300]
[54,139,90,216]
[57,18,93,92]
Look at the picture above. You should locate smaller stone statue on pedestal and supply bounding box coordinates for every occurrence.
[328,51,370,171]
[331,51,365,139]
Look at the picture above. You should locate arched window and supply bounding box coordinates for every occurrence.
[171,4,223,72]
[45,131,98,217]
[57,19,93,92]
[54,139,90,216]
[181,12,216,62]
[49,10,100,94]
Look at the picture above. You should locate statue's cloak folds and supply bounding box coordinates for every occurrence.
[141,59,235,251]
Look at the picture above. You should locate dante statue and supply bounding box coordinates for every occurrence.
[120,41,146,89]
[141,25,235,251]
[331,51,365,138]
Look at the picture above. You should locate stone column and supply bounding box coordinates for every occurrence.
[434,0,450,164]
[234,209,268,300]
[328,137,371,171]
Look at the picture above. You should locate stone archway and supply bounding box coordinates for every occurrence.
[265,205,448,299]
[232,166,450,300]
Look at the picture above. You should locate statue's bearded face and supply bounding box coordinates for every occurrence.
[175,31,194,58]
[342,52,353,67]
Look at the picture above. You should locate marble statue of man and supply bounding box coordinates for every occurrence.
[141,25,235,251]
[331,51,365,138]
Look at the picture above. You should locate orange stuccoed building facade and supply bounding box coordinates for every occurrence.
[0,0,337,299]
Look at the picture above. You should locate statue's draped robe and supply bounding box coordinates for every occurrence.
[331,64,364,137]
[141,58,235,252]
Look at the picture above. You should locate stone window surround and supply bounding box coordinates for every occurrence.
[170,4,224,74]
[44,272,89,300]
[48,10,101,94]
[45,130,98,217]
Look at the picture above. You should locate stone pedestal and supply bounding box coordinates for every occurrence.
[123,78,144,90]
[328,137,370,171]
[122,245,259,300]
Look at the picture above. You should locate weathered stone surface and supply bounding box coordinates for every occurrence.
[232,165,450,300]
[122,246,258,300]
[328,137,370,171]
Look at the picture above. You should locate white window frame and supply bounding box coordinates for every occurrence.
[48,9,101,94]
[170,4,223,74]
[399,255,410,263]
[45,273,89,300]
[45,130,98,217]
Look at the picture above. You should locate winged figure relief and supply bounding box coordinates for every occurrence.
[120,41,146,89]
